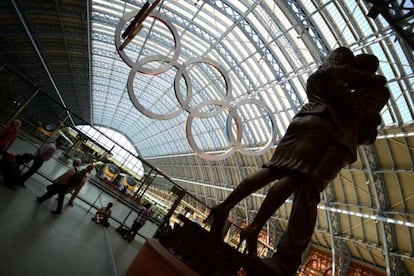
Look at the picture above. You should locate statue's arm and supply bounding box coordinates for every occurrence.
[336,65,387,88]
[314,69,356,114]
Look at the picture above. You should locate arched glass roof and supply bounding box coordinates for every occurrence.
[87,0,414,272]
[1,0,413,273]
[90,0,413,159]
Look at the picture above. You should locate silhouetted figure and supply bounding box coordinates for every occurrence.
[37,160,94,215]
[68,164,94,206]
[121,185,127,194]
[21,138,65,187]
[205,47,390,275]
[123,202,152,243]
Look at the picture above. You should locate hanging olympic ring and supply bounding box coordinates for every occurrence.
[115,10,181,75]
[186,98,277,160]
[115,9,277,160]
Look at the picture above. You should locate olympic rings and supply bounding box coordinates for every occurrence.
[186,100,238,160]
[116,9,277,160]
[174,57,232,118]
[127,55,186,120]
[228,99,277,156]
[115,10,181,75]
[186,99,276,160]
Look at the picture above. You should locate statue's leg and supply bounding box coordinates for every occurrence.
[208,168,284,239]
[221,168,285,210]
[265,145,351,275]
[241,173,306,255]
[264,176,322,274]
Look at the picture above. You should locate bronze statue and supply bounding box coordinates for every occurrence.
[205,47,390,275]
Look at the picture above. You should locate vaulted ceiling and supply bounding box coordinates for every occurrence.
[1,0,413,274]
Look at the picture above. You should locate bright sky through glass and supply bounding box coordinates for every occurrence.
[90,0,414,158]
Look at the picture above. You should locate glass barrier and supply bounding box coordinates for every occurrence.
[0,66,199,241]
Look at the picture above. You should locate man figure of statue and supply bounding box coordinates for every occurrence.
[205,47,390,275]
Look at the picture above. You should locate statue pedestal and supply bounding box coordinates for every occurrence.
[127,238,198,276]
[156,215,276,276]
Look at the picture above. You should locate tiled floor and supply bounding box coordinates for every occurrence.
[0,138,148,276]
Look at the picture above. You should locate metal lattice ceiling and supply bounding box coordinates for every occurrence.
[0,0,413,274]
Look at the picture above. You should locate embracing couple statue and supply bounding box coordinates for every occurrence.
[206,47,390,275]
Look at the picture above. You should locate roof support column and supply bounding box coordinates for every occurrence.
[360,145,408,275]
[323,187,351,275]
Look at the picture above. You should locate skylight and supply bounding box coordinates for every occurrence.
[89,0,414,159]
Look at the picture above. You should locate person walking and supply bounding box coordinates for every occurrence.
[36,159,93,215]
[123,202,152,243]
[21,138,65,186]
[68,164,94,206]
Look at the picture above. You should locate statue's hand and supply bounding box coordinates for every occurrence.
[350,74,387,89]
[373,75,387,86]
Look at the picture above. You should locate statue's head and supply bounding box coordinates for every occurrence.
[325,47,354,66]
[354,54,379,73]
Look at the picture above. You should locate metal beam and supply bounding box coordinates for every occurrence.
[367,0,414,50]
[360,145,409,275]
[172,176,414,227]
[323,187,351,276]
[11,0,75,126]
